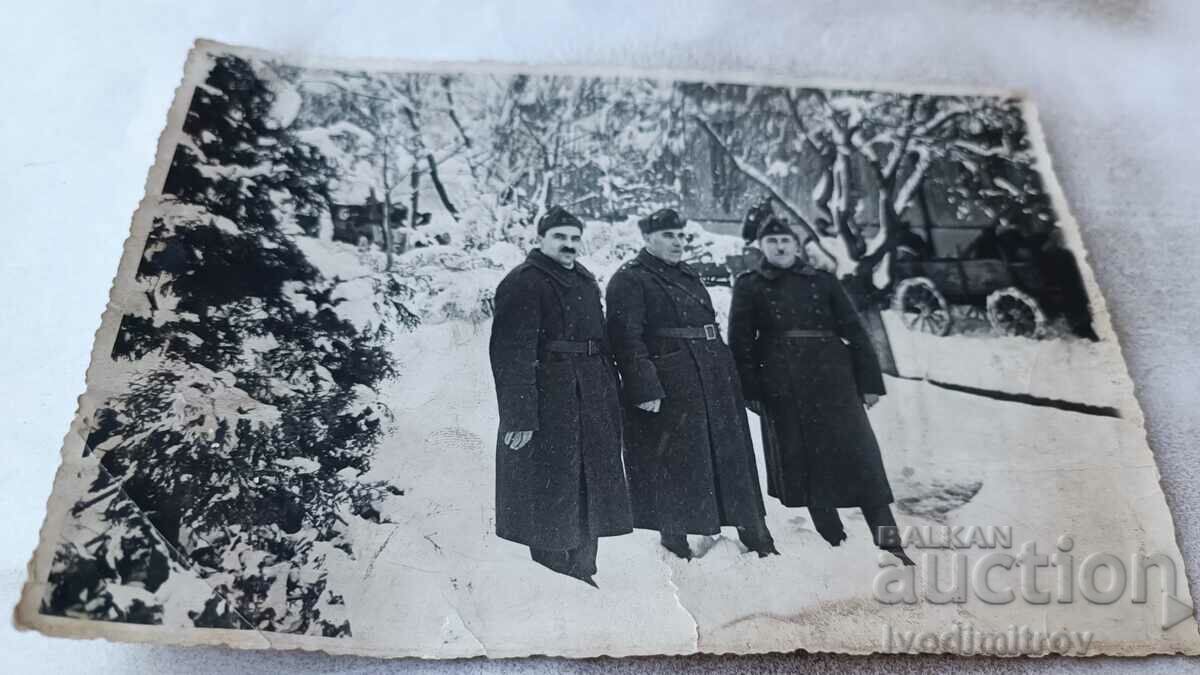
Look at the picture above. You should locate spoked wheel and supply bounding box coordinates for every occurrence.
[893,277,952,336]
[986,287,1046,338]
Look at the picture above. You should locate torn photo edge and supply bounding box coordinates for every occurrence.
[12,37,1197,659]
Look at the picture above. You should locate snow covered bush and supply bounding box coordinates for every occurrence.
[41,55,412,636]
[396,244,507,325]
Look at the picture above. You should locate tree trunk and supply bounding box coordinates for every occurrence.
[548,135,562,210]
[855,180,901,281]
[409,166,421,230]
[845,176,901,377]
[831,151,864,259]
[531,168,555,225]
[381,154,394,271]
[426,154,459,220]
[441,77,473,149]
[917,182,937,258]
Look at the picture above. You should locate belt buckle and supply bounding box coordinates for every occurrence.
[704,324,718,341]
[587,340,599,356]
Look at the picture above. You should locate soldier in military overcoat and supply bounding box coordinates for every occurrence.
[489,207,634,585]
[728,216,913,565]
[605,208,777,560]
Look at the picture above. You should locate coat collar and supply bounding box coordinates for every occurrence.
[527,249,595,286]
[755,257,818,281]
[634,247,714,315]
[636,248,698,279]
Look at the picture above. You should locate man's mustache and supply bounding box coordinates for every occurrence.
[558,247,577,254]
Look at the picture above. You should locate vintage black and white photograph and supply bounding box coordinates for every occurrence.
[14,40,1198,658]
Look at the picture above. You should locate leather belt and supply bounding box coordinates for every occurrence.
[544,339,606,356]
[764,329,836,339]
[649,324,721,341]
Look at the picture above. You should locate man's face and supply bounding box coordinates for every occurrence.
[761,233,798,268]
[644,229,686,264]
[539,225,582,268]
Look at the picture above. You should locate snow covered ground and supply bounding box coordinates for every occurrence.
[284,222,1194,656]
[133,225,1179,655]
[880,310,1135,415]
[28,228,1194,655]
[328,305,1196,657]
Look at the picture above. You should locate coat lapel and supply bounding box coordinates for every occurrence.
[526,249,597,288]
[755,258,817,281]
[525,251,600,326]
[636,249,714,316]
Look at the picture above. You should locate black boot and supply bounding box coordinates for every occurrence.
[861,505,914,566]
[883,546,916,567]
[566,537,599,580]
[660,532,693,560]
[808,507,848,547]
[737,524,780,557]
[530,536,602,582]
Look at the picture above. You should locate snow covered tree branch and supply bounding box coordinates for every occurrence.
[44,55,413,636]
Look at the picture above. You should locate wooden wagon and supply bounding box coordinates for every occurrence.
[889,257,1048,337]
[686,225,1086,340]
[688,249,759,287]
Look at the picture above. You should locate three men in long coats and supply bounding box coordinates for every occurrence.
[728,215,913,565]
[606,208,777,560]
[488,207,634,586]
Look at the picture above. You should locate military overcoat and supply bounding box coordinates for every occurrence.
[605,249,767,535]
[489,250,633,550]
[728,259,895,508]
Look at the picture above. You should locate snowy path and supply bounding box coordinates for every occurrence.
[331,319,1190,657]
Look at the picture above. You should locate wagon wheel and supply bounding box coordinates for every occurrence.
[986,287,1046,338]
[893,277,953,336]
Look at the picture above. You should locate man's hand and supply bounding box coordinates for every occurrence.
[503,430,534,450]
[636,399,662,413]
[746,399,763,415]
[862,393,881,409]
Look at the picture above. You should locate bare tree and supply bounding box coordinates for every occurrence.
[691,86,1031,282]
[291,72,472,268]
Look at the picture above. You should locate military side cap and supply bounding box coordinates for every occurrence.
[638,208,686,234]
[537,206,585,236]
[756,215,797,241]
[742,200,775,243]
